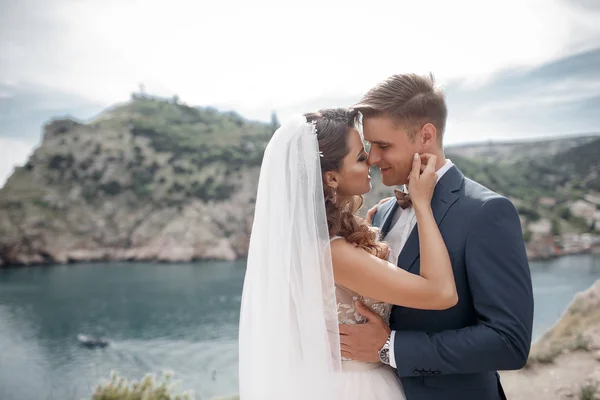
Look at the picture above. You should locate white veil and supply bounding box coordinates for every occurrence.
[239,115,341,399]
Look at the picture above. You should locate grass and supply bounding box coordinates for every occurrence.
[91,371,193,400]
[526,334,591,367]
[526,345,563,366]
[579,382,599,400]
[571,334,592,352]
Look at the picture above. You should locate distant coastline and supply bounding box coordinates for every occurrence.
[0,244,598,268]
[1,98,598,268]
[526,232,600,261]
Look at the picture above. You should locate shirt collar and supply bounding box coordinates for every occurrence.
[403,159,454,194]
[436,159,454,184]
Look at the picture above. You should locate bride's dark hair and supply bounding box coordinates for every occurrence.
[304,108,389,260]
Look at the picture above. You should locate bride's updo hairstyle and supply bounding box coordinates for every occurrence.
[304,108,389,260]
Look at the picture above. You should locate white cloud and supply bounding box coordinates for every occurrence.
[1,0,599,183]
[2,0,599,119]
[473,78,600,116]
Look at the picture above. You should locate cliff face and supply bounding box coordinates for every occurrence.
[531,279,600,361]
[0,98,272,265]
[0,96,598,266]
[501,279,600,400]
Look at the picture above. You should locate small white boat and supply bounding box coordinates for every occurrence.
[77,334,109,348]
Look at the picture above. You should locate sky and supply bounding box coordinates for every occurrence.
[1,0,599,187]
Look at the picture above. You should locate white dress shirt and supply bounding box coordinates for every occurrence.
[387,159,454,368]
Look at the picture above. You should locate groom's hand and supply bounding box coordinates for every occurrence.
[339,300,391,362]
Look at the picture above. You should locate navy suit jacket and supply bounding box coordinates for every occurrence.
[371,166,534,400]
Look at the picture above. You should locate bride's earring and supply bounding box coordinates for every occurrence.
[332,187,337,204]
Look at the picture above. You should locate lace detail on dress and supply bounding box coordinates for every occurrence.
[336,286,392,325]
[336,285,392,361]
[331,236,393,361]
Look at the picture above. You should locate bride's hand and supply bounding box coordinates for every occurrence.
[408,153,437,211]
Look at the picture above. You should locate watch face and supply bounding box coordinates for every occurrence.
[379,348,390,364]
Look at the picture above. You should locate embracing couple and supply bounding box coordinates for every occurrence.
[239,73,534,400]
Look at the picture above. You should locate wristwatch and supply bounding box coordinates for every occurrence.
[378,333,392,365]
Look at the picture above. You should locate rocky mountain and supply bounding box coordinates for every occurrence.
[0,97,275,265]
[0,96,598,266]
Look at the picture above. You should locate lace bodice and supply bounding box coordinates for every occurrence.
[335,284,392,326]
[336,284,392,362]
[331,236,392,361]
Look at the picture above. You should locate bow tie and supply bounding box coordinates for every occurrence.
[394,188,412,209]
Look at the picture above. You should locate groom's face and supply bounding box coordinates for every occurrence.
[363,115,421,187]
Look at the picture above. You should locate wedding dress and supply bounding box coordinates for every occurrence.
[333,238,406,400]
[239,115,405,400]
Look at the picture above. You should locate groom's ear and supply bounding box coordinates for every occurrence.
[419,123,438,149]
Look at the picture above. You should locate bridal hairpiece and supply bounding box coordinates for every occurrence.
[309,119,324,158]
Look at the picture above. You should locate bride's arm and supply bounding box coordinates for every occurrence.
[332,154,457,310]
[331,206,456,310]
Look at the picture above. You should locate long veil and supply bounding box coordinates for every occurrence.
[238,115,341,399]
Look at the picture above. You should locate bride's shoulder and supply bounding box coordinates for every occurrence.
[329,236,376,274]
[330,236,353,245]
[330,237,360,254]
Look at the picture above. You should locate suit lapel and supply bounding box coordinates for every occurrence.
[397,166,463,273]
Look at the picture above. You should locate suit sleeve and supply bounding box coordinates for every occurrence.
[392,197,534,376]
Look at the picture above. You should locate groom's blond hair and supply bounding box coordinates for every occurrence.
[353,73,447,144]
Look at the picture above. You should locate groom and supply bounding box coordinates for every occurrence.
[341,73,534,400]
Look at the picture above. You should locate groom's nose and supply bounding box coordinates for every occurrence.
[367,150,380,167]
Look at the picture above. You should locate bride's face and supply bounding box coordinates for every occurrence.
[335,128,372,197]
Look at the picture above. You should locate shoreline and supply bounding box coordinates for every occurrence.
[528,247,599,262]
[2,247,598,269]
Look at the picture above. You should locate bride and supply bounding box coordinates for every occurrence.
[238,109,456,400]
